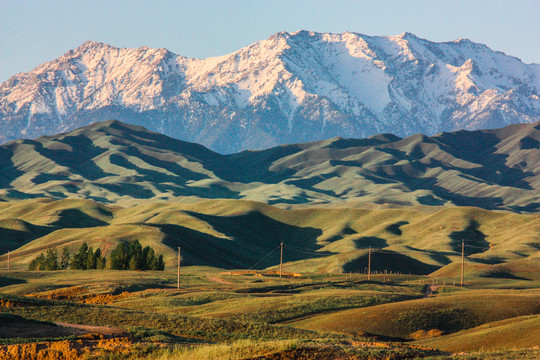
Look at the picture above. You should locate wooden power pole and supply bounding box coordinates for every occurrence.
[177,247,181,290]
[367,247,371,281]
[280,242,283,277]
[7,251,10,271]
[461,240,465,287]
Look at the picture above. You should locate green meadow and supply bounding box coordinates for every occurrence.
[0,195,538,358]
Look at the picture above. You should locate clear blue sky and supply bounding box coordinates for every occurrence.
[1,0,539,83]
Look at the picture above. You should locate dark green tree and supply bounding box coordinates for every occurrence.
[142,246,154,270]
[156,255,165,271]
[128,257,138,270]
[86,247,96,270]
[96,255,106,269]
[45,248,59,270]
[71,242,89,269]
[60,247,70,270]
[109,242,127,270]
[94,248,105,269]
[106,241,164,271]
[28,253,46,270]
[127,240,143,269]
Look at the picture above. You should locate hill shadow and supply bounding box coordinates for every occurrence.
[0,147,24,187]
[433,131,534,190]
[153,183,241,199]
[50,209,109,228]
[181,210,326,266]
[404,246,452,265]
[479,270,530,281]
[343,251,440,275]
[98,182,156,199]
[34,136,114,180]
[152,216,325,269]
[112,145,209,182]
[105,120,241,182]
[0,224,55,254]
[0,277,26,287]
[449,220,490,256]
[386,221,409,236]
[353,237,388,249]
[369,135,535,210]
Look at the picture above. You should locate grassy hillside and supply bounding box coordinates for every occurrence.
[414,314,540,352]
[0,199,538,275]
[290,288,540,339]
[0,268,538,358]
[0,120,538,211]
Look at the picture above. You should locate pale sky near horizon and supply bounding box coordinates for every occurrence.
[1,0,539,83]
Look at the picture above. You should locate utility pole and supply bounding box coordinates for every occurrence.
[177,247,181,290]
[7,251,10,271]
[367,247,371,281]
[461,240,465,287]
[280,242,283,278]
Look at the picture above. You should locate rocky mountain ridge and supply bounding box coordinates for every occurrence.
[0,31,540,153]
[1,31,539,153]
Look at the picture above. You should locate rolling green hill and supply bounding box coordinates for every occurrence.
[0,120,538,211]
[0,198,538,276]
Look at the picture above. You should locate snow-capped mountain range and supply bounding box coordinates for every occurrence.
[1,31,539,153]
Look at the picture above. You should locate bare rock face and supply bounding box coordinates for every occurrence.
[1,32,539,153]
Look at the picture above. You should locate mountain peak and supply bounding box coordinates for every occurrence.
[73,40,115,53]
[0,31,538,153]
[396,32,418,39]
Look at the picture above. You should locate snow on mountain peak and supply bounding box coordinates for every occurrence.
[0,31,538,153]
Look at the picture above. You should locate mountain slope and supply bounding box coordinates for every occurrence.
[0,120,538,212]
[1,31,539,153]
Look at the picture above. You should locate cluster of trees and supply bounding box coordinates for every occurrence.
[70,242,106,270]
[108,240,165,270]
[28,248,68,271]
[28,240,165,271]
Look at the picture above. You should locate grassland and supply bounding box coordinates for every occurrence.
[0,196,538,358]
[0,267,538,359]
[1,198,538,277]
[1,120,539,212]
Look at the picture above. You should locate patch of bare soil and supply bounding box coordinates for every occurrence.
[27,286,132,305]
[0,337,133,360]
[409,329,444,340]
[0,299,43,308]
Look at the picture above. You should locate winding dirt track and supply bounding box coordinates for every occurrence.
[207,276,233,284]
[55,323,127,337]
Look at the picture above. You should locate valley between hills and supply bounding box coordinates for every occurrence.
[0,120,539,359]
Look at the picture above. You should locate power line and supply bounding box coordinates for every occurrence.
[248,247,280,269]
